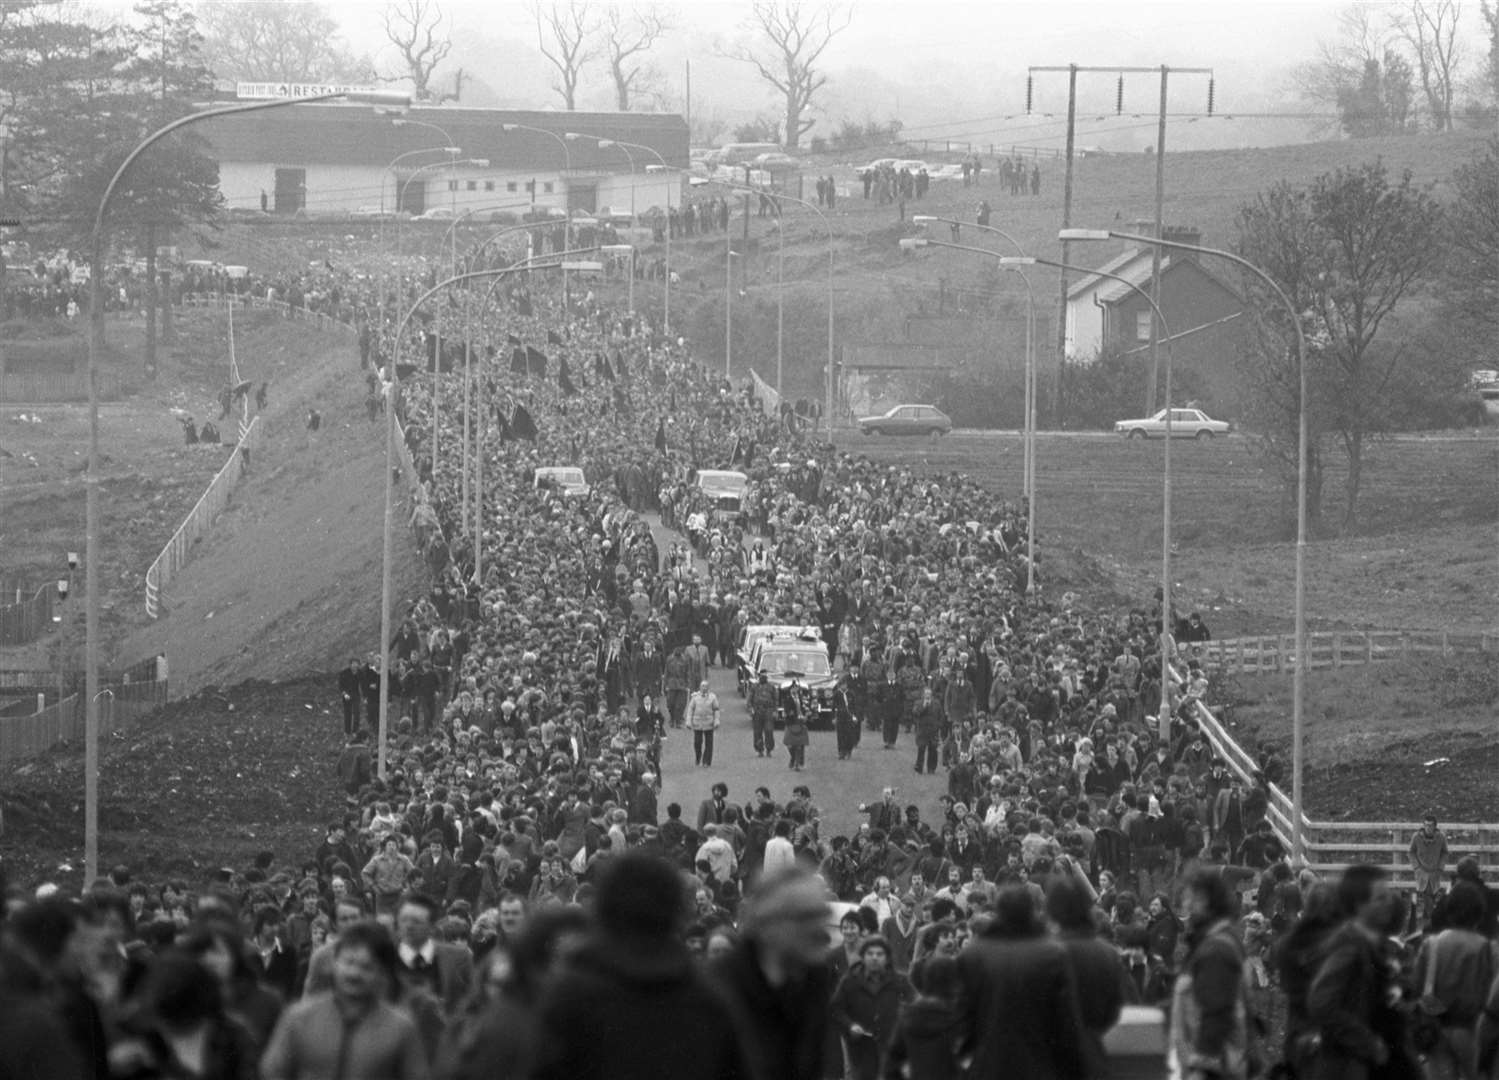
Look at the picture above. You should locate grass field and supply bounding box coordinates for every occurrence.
[840,430,1497,638]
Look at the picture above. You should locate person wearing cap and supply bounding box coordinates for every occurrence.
[829,935,914,1080]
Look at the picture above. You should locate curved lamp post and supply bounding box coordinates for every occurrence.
[376,246,600,778]
[84,87,409,885]
[721,180,836,439]
[1062,225,1310,867]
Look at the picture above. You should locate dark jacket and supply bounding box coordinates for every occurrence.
[1306,922,1411,1080]
[883,996,962,1080]
[830,968,915,1080]
[1056,930,1127,1075]
[954,931,1090,1080]
[533,935,750,1080]
[710,937,832,1080]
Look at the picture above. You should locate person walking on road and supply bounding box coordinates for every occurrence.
[664,647,691,728]
[912,687,942,775]
[750,672,779,757]
[687,680,722,767]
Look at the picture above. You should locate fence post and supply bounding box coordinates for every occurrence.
[1332,632,1342,669]
[1441,630,1450,655]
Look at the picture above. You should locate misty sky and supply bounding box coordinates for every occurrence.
[180,1,1493,149]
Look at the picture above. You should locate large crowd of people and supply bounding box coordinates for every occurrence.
[1,244,1492,1080]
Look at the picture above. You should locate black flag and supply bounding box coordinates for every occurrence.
[510,347,528,374]
[526,346,548,377]
[613,385,629,412]
[512,404,538,441]
[654,418,668,453]
[594,352,615,381]
[558,357,578,397]
[613,348,627,377]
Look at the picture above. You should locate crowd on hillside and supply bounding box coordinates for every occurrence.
[2,264,1495,1080]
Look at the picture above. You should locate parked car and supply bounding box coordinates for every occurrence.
[533,466,591,497]
[753,151,801,172]
[1113,407,1231,440]
[929,163,966,180]
[857,404,953,437]
[414,207,456,221]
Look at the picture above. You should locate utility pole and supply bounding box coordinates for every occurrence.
[1027,64,1213,425]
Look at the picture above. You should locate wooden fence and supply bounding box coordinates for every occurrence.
[0,582,54,646]
[1183,680,1499,890]
[144,417,260,617]
[0,676,169,766]
[1193,629,1496,675]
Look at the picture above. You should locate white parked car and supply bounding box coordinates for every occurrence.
[1114,407,1231,440]
[753,151,801,172]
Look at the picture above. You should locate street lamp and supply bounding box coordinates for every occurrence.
[377,248,598,779]
[910,236,1179,745]
[84,87,409,885]
[501,122,572,244]
[1062,225,1311,866]
[722,180,837,438]
[566,132,635,218]
[913,215,1034,501]
[899,235,1038,596]
[565,133,677,335]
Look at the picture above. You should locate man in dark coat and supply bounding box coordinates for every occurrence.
[954,886,1091,1080]
[531,852,752,1080]
[830,936,915,1080]
[711,869,833,1080]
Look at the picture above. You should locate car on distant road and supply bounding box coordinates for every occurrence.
[414,206,456,221]
[753,151,801,172]
[929,163,965,180]
[1114,407,1231,440]
[533,466,591,497]
[857,404,952,437]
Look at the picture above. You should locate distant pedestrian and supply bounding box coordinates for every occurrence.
[1411,814,1449,924]
[976,201,991,227]
[686,680,721,767]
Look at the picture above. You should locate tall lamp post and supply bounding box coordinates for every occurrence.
[501,122,572,245]
[898,236,1037,595]
[1062,225,1310,866]
[84,87,409,886]
[377,248,598,779]
[913,215,1035,501]
[908,237,1178,745]
[722,180,837,439]
[564,134,677,335]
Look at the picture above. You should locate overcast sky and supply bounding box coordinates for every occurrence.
[187,1,1492,149]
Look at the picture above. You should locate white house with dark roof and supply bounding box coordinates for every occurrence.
[192,103,689,220]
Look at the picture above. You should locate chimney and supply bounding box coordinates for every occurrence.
[1161,225,1202,260]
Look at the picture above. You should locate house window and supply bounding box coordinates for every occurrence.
[447,180,458,192]
[543,182,554,194]
[466,180,478,191]
[485,180,495,192]
[507,181,518,192]
[1135,310,1153,342]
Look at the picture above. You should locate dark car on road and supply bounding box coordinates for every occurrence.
[857,404,953,437]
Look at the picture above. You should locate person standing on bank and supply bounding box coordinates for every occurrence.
[686,680,722,767]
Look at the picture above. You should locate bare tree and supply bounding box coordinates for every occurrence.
[383,0,452,102]
[197,1,374,82]
[532,0,597,111]
[1393,0,1463,130]
[601,4,672,111]
[1291,3,1392,127]
[722,0,851,150]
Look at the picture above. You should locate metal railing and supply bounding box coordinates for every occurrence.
[1194,629,1496,674]
[144,417,261,617]
[1184,685,1499,889]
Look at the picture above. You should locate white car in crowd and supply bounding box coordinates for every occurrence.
[1114,407,1231,440]
[533,466,590,497]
